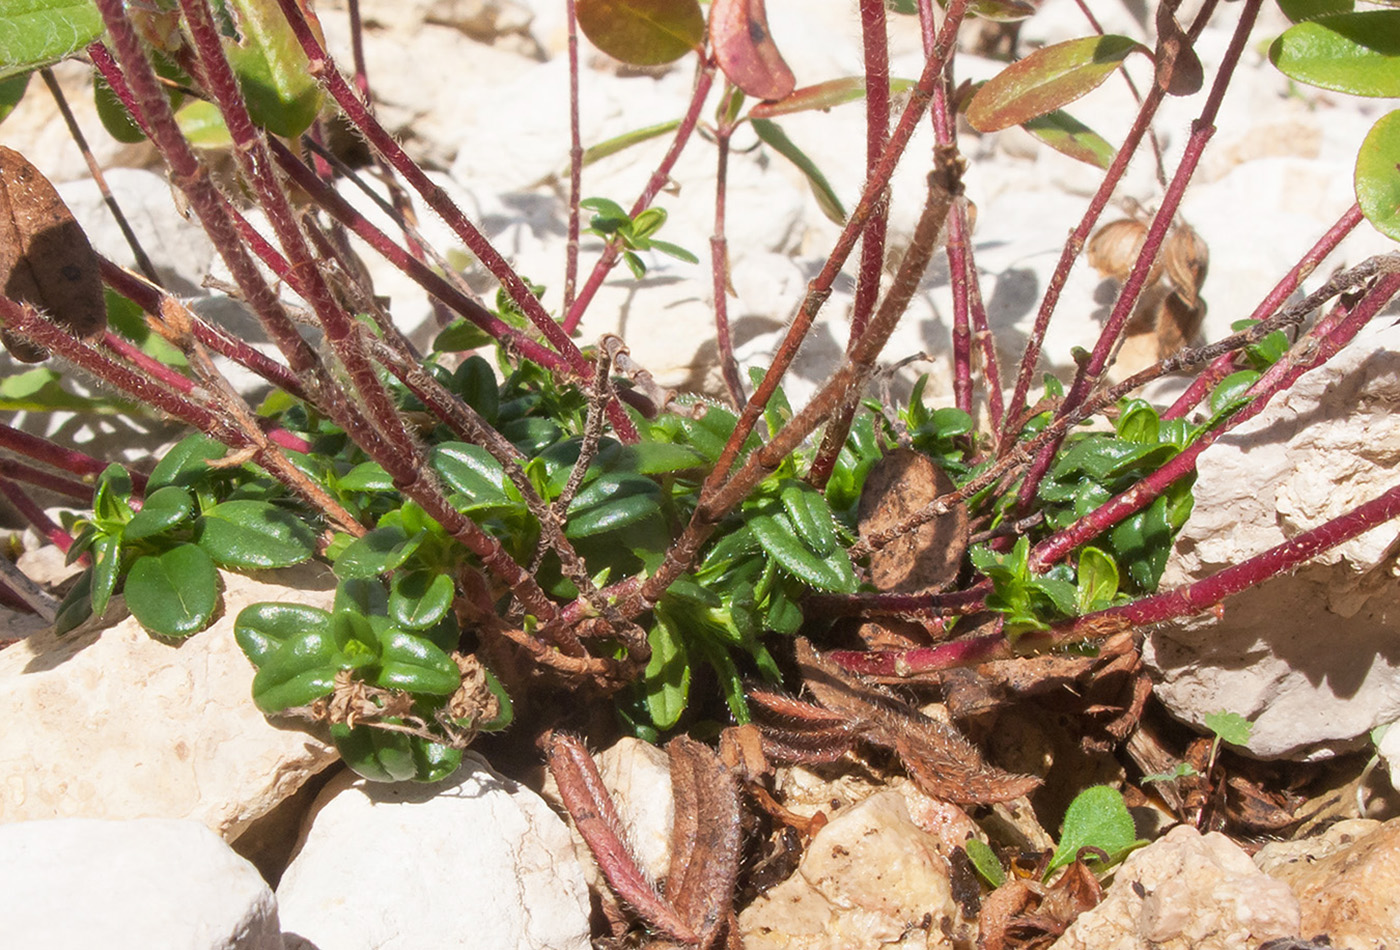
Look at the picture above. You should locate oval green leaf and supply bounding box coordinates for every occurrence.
[251,626,343,712]
[1269,12,1400,97]
[197,499,317,569]
[331,722,419,783]
[1023,109,1117,167]
[125,485,194,541]
[1048,784,1141,874]
[967,35,1147,132]
[376,630,461,696]
[235,602,331,667]
[126,543,219,639]
[389,570,455,630]
[749,511,857,593]
[1356,110,1400,241]
[222,0,325,137]
[576,0,704,66]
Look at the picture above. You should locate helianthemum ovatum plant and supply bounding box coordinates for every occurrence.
[0,0,1396,790]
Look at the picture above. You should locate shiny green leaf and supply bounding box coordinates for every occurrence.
[251,625,343,712]
[376,629,461,695]
[1356,109,1400,241]
[1023,109,1116,168]
[389,570,455,630]
[197,499,317,569]
[125,486,193,541]
[235,602,330,667]
[1269,12,1400,97]
[221,0,326,136]
[644,606,690,729]
[125,543,219,638]
[0,0,104,81]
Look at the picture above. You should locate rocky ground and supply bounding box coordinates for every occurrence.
[2,0,1400,947]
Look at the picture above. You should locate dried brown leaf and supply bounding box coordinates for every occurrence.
[1086,217,1150,284]
[795,639,1040,804]
[1161,222,1208,306]
[0,147,106,362]
[1154,3,1204,96]
[858,448,970,593]
[665,736,742,946]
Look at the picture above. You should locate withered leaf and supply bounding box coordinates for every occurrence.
[665,736,742,947]
[858,448,970,593]
[710,0,795,102]
[1161,222,1209,308]
[1154,3,1204,96]
[0,147,105,362]
[794,639,1040,805]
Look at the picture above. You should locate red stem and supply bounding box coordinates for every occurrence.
[0,478,79,552]
[564,0,583,315]
[1164,203,1364,420]
[562,57,718,334]
[711,121,746,408]
[849,0,891,345]
[1012,0,1263,510]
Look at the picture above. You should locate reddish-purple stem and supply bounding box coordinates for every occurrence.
[849,0,891,345]
[1013,0,1263,510]
[0,424,133,488]
[564,0,583,315]
[706,0,971,489]
[0,478,79,551]
[0,459,93,503]
[711,121,746,408]
[1164,203,1363,420]
[1030,268,1400,570]
[562,58,718,334]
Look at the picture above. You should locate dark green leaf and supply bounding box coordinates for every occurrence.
[644,606,690,729]
[1023,109,1116,168]
[0,71,29,125]
[221,0,326,137]
[148,434,230,491]
[964,839,1007,888]
[125,485,194,541]
[376,629,461,695]
[750,511,858,593]
[197,499,317,569]
[89,531,121,619]
[331,722,419,782]
[93,464,134,526]
[333,525,419,579]
[779,480,840,558]
[389,570,455,630]
[338,461,394,492]
[125,543,219,638]
[334,576,387,619]
[430,442,509,505]
[251,626,343,712]
[53,569,93,635]
[235,602,331,667]
[1076,546,1119,613]
[1277,0,1352,23]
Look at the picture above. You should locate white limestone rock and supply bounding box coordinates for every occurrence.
[739,790,959,950]
[276,753,591,950]
[1143,318,1400,760]
[0,565,338,838]
[0,817,282,950]
[1050,825,1300,950]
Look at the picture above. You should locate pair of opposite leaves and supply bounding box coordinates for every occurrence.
[0,146,106,363]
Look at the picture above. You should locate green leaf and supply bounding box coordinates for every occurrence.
[749,511,858,593]
[125,486,194,541]
[197,499,317,569]
[430,443,509,505]
[1269,12,1400,97]
[221,0,326,136]
[93,464,134,526]
[0,0,105,81]
[376,629,461,696]
[148,433,228,491]
[566,473,662,539]
[1048,785,1142,875]
[89,531,122,619]
[751,118,847,224]
[125,543,219,638]
[1204,710,1254,746]
[333,525,421,579]
[0,366,137,414]
[964,839,1007,888]
[648,238,699,264]
[0,71,29,125]
[389,570,455,630]
[251,625,343,712]
[235,602,331,667]
[338,461,394,492]
[1076,546,1119,613]
[575,0,704,66]
[334,575,388,619]
[644,605,691,729]
[174,97,232,149]
[1023,109,1116,168]
[582,119,682,167]
[967,35,1147,132]
[1141,762,1198,784]
[1276,0,1352,23]
[432,318,493,353]
[53,569,93,635]
[614,441,705,474]
[1356,110,1400,241]
[779,481,840,558]
[331,722,419,782]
